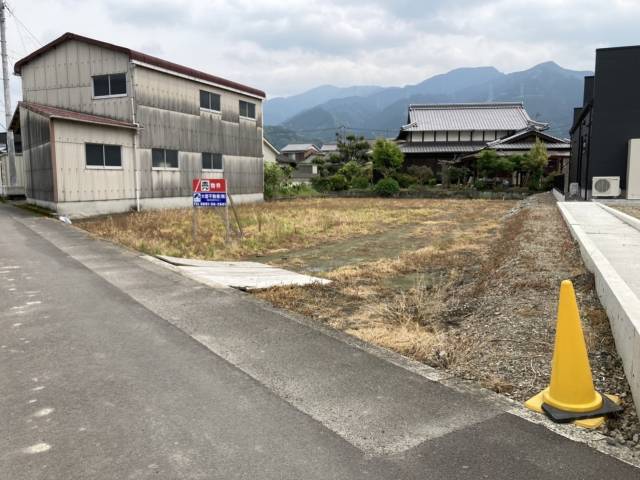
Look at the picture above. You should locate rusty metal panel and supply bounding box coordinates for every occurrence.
[20,107,54,202]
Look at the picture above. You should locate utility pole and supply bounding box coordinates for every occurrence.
[0,1,16,188]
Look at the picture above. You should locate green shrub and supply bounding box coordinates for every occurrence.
[329,174,349,191]
[374,177,400,197]
[372,139,404,177]
[392,172,418,188]
[428,178,437,186]
[264,163,293,199]
[337,160,363,183]
[311,176,332,192]
[351,176,370,189]
[473,179,488,190]
[407,165,435,184]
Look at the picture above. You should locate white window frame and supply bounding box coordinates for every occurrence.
[151,148,180,171]
[85,143,123,170]
[199,90,222,114]
[239,100,256,120]
[201,152,224,172]
[92,73,128,99]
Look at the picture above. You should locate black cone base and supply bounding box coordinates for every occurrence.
[541,393,623,423]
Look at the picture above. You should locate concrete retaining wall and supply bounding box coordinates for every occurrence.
[558,203,640,416]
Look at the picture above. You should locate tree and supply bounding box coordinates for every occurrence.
[521,138,549,188]
[337,160,363,183]
[407,165,434,185]
[264,163,292,199]
[336,133,371,165]
[372,139,404,178]
[477,149,514,179]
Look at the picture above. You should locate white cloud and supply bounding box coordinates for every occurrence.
[3,0,640,115]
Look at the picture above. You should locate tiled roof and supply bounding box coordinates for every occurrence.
[19,101,138,129]
[491,142,570,151]
[14,32,265,98]
[320,144,338,152]
[280,144,319,153]
[487,126,569,148]
[401,103,543,132]
[400,142,486,154]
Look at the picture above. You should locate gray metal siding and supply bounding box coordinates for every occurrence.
[20,39,133,122]
[20,108,54,202]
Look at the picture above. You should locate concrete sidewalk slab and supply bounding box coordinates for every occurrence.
[156,254,330,290]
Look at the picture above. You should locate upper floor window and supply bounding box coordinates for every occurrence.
[93,73,127,97]
[239,100,256,119]
[200,90,221,112]
[85,143,122,168]
[152,148,179,169]
[202,152,223,171]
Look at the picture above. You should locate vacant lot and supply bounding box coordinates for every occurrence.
[78,195,637,444]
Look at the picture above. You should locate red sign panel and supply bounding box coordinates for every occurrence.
[192,178,226,193]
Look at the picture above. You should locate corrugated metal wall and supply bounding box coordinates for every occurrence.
[53,121,136,202]
[134,66,263,196]
[20,108,54,202]
[20,40,133,122]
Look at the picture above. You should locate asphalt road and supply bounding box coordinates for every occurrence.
[0,203,638,479]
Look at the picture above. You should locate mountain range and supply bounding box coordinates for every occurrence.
[264,62,592,149]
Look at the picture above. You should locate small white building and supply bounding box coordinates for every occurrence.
[263,138,279,164]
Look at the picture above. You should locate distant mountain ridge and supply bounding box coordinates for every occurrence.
[264,62,592,149]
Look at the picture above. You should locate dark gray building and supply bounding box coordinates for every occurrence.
[569,46,640,199]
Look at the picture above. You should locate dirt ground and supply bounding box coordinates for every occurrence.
[255,193,639,446]
[614,205,640,221]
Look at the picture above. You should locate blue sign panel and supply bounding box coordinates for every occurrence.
[193,192,227,207]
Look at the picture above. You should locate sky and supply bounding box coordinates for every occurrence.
[3,0,640,111]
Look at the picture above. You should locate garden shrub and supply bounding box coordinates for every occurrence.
[329,174,349,191]
[392,172,418,188]
[351,176,370,189]
[374,177,400,197]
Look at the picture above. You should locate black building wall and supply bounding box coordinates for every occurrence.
[589,46,640,190]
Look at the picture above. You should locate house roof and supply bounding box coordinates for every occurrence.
[486,126,569,149]
[320,144,338,152]
[14,32,265,99]
[280,143,319,153]
[400,142,486,154]
[18,101,138,130]
[263,138,280,155]
[399,102,546,134]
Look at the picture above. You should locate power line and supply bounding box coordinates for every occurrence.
[4,2,42,48]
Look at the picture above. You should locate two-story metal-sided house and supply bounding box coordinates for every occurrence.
[10,32,266,217]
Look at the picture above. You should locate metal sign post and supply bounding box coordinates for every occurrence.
[192,178,229,243]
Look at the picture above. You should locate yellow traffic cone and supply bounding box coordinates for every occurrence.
[525,280,621,428]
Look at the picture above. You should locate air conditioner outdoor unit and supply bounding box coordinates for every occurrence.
[592,176,621,197]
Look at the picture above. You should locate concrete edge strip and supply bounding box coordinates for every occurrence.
[596,202,640,234]
[14,213,640,467]
[552,188,565,203]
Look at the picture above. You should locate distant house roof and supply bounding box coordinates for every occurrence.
[399,103,546,136]
[18,101,138,130]
[400,143,486,154]
[280,143,319,153]
[14,32,265,99]
[486,126,569,150]
[320,144,338,152]
[263,138,280,155]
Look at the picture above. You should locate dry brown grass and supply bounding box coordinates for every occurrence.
[76,198,503,260]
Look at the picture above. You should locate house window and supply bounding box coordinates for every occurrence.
[424,131,435,142]
[92,73,127,97]
[152,148,179,169]
[202,152,223,171]
[239,100,256,119]
[200,90,221,112]
[85,143,122,168]
[435,131,446,142]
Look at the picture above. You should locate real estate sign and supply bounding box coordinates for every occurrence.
[192,178,227,207]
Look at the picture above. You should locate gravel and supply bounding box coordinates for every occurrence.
[443,193,640,449]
